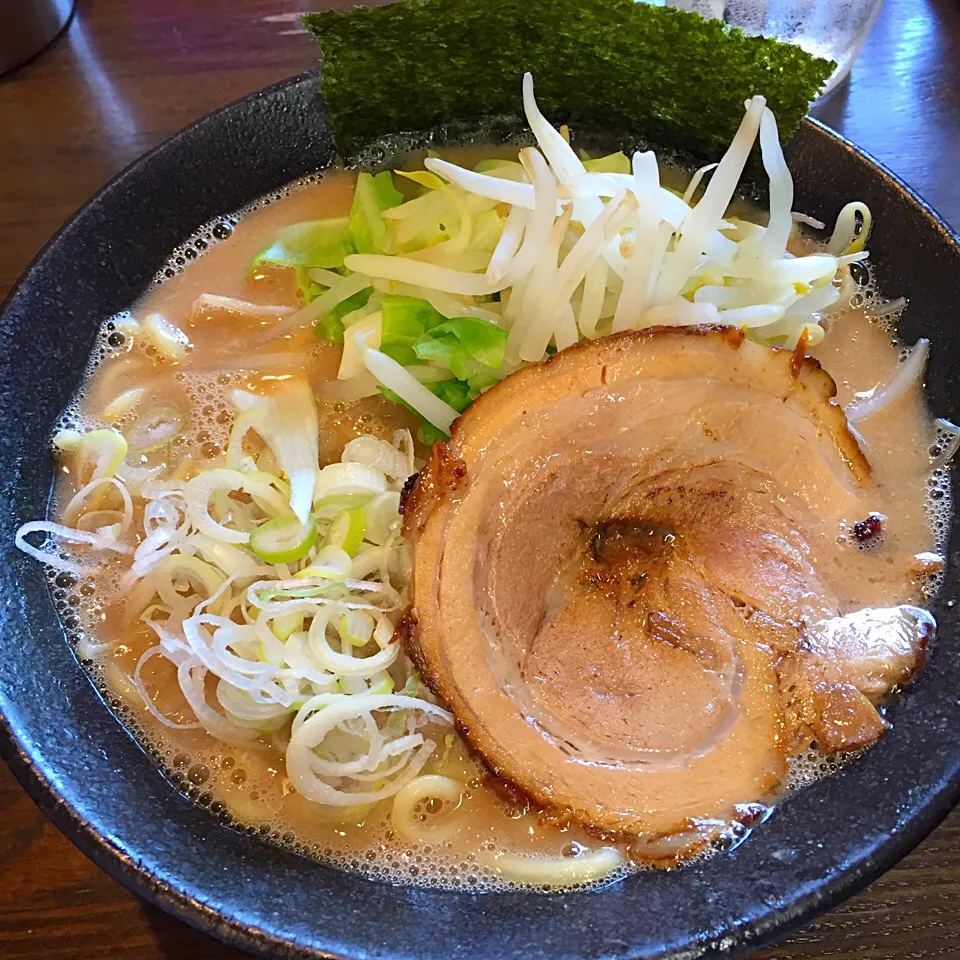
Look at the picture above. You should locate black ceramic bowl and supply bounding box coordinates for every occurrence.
[2,73,960,960]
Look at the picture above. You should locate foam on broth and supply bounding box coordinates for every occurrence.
[46,166,948,891]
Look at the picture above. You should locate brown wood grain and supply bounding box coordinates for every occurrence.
[1,0,959,957]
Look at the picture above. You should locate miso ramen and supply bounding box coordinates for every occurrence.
[17,76,951,891]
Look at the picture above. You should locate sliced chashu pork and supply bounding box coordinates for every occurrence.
[402,326,933,843]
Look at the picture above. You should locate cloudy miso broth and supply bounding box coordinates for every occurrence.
[38,154,947,892]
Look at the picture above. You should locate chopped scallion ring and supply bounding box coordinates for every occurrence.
[125,406,184,454]
[75,429,128,485]
[327,507,367,556]
[250,515,317,564]
[313,492,375,520]
[296,545,353,580]
[339,610,375,647]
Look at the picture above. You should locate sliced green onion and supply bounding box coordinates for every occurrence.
[339,610,375,647]
[314,462,388,502]
[126,406,184,454]
[260,579,333,597]
[103,387,146,421]
[75,429,128,485]
[366,673,396,696]
[272,611,304,642]
[191,534,263,579]
[185,469,292,544]
[231,381,319,526]
[249,515,317,564]
[337,676,369,694]
[313,492,376,520]
[143,312,191,360]
[326,507,366,556]
[296,545,352,580]
[363,492,402,545]
[124,554,226,619]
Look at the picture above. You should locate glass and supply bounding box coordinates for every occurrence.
[1,0,74,75]
[646,0,885,96]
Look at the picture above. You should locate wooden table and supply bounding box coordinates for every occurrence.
[1,0,959,956]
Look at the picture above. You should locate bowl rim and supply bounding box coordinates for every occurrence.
[2,70,960,960]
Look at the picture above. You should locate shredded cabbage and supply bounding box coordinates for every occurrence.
[348,171,404,255]
[252,217,352,273]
